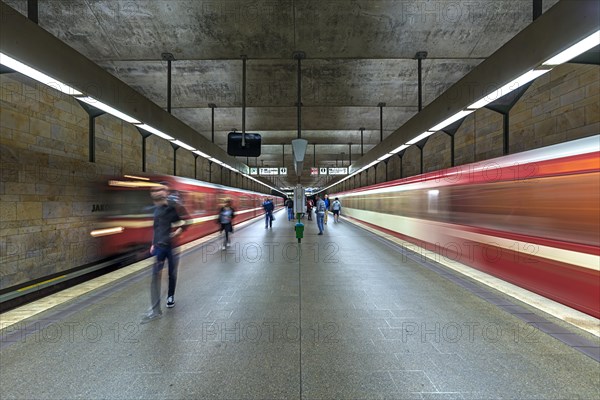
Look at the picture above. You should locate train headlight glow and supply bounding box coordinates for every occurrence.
[90,227,124,237]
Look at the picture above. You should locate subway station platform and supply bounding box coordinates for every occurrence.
[1,210,599,400]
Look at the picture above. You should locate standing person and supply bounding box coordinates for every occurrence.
[218,199,235,250]
[323,194,330,224]
[331,197,342,222]
[142,183,188,324]
[263,197,274,228]
[286,197,294,221]
[315,195,326,235]
[306,197,313,221]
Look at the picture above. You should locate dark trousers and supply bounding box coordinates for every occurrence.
[265,212,273,227]
[150,245,178,313]
[221,223,232,245]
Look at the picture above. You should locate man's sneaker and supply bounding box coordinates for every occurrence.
[221,245,226,250]
[166,296,175,308]
[141,310,162,324]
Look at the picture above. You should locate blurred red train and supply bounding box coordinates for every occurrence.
[91,175,283,261]
[332,135,600,318]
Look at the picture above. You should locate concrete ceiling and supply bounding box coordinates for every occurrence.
[4,0,560,188]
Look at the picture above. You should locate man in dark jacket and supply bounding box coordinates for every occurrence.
[285,197,294,221]
[263,197,275,228]
[142,183,188,323]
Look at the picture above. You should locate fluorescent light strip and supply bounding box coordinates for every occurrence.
[193,150,211,158]
[76,96,140,124]
[468,69,550,110]
[171,140,195,151]
[407,131,435,145]
[543,30,600,66]
[135,124,174,140]
[0,52,83,96]
[430,110,474,132]
[390,144,410,154]
[377,153,393,161]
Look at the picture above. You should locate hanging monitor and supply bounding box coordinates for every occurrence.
[227,132,261,157]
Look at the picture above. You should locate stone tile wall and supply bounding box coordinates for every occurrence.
[335,63,598,193]
[0,74,219,289]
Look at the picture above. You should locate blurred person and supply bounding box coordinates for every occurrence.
[331,197,342,222]
[142,183,188,324]
[315,195,326,235]
[263,197,275,228]
[323,194,330,224]
[285,197,294,220]
[218,199,235,249]
[306,197,313,221]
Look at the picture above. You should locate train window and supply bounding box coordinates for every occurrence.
[189,192,206,215]
[104,189,153,216]
[427,189,439,214]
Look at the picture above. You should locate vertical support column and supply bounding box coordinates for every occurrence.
[193,154,199,180]
[384,159,389,182]
[503,114,510,155]
[417,143,426,174]
[293,51,306,139]
[348,143,352,166]
[136,128,152,172]
[75,99,105,163]
[377,102,385,142]
[27,0,38,24]
[88,116,96,163]
[451,134,455,167]
[414,51,428,112]
[208,103,217,143]
[208,161,213,182]
[533,0,543,20]
[162,52,175,114]
[359,127,365,156]
[313,144,316,167]
[171,142,180,176]
[485,82,532,157]
[241,55,247,141]
[397,152,405,179]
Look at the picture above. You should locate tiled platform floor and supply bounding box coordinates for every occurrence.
[1,210,599,399]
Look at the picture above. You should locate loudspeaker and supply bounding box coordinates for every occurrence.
[227,132,261,157]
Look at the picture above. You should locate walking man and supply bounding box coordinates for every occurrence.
[142,183,188,324]
[263,197,274,228]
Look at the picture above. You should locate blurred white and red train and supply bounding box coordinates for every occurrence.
[91,175,283,260]
[332,135,600,318]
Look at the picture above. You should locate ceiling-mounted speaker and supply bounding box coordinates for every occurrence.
[227,132,261,157]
